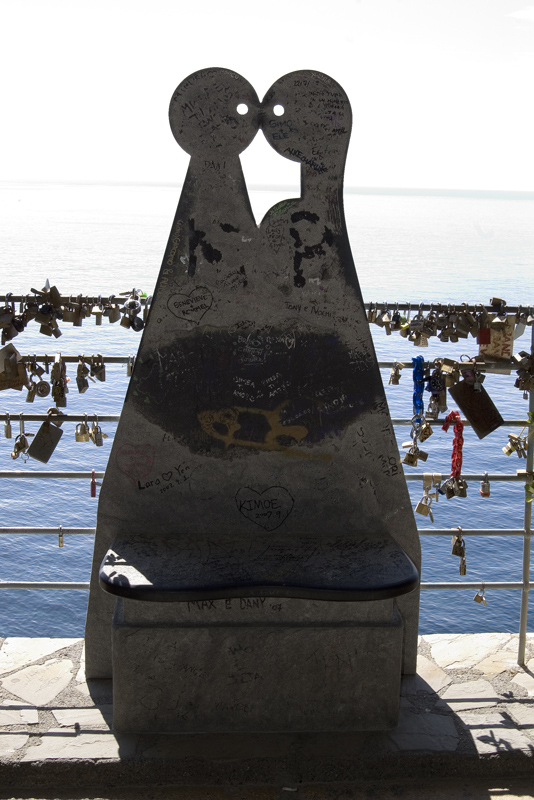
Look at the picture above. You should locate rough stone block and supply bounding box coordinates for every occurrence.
[112,600,403,733]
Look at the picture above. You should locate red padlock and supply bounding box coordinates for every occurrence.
[90,469,101,498]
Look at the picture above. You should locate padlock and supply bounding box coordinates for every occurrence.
[415,498,430,516]
[480,472,491,497]
[126,356,134,377]
[440,358,457,374]
[75,419,90,442]
[90,469,101,497]
[131,315,144,332]
[11,415,33,459]
[451,535,465,557]
[90,355,105,382]
[90,418,104,447]
[426,396,439,420]
[77,358,90,393]
[454,478,468,498]
[77,374,89,393]
[380,309,391,335]
[389,310,402,331]
[106,298,121,323]
[36,380,51,398]
[11,435,26,459]
[27,412,63,464]
[445,481,456,499]
[473,586,487,605]
[120,313,131,329]
[389,362,403,385]
[419,421,433,442]
[62,305,76,323]
[459,557,467,575]
[25,381,37,403]
[367,305,377,323]
[35,303,54,325]
[503,433,521,457]
[4,413,12,438]
[52,382,67,407]
[402,449,418,467]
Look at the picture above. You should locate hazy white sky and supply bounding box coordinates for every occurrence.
[1,0,533,190]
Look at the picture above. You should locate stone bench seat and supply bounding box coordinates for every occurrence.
[99,533,419,603]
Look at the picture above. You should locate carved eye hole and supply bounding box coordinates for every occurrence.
[273,104,285,117]
[236,103,248,115]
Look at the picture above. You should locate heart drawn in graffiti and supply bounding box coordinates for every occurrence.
[167,286,213,325]
[235,486,294,531]
[162,471,173,482]
[116,444,155,483]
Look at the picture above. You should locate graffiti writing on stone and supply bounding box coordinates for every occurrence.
[235,486,294,531]
[115,443,156,484]
[131,330,378,457]
[167,286,213,324]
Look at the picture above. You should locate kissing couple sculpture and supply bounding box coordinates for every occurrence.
[85,68,421,686]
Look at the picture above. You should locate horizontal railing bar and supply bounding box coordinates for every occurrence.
[0,295,150,305]
[0,414,529,427]
[1,298,530,314]
[0,414,120,423]
[0,582,90,590]
[0,472,105,479]
[7,359,517,372]
[0,471,529,482]
[391,419,528,427]
[0,581,528,591]
[405,473,530,482]
[16,355,135,364]
[421,582,529,590]
[419,529,528,536]
[0,527,96,535]
[377,362,517,371]
[0,527,528,537]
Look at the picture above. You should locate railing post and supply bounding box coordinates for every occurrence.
[518,324,534,666]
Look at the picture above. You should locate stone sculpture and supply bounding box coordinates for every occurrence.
[85,68,421,733]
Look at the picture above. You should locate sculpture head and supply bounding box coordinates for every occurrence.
[261,70,352,179]
[169,68,260,156]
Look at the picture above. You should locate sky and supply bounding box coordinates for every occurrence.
[1,0,533,191]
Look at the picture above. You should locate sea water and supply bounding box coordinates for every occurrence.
[0,181,533,637]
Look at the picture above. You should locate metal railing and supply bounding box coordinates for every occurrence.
[1,322,532,663]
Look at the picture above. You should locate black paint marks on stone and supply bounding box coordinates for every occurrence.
[131,330,378,458]
[220,223,240,233]
[289,211,334,288]
[188,218,223,277]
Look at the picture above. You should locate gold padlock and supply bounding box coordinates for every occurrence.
[75,420,90,442]
[419,421,433,442]
[415,498,430,516]
[402,450,418,467]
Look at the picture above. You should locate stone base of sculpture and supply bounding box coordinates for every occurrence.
[111,597,404,733]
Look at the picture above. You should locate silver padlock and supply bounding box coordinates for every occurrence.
[90,418,104,447]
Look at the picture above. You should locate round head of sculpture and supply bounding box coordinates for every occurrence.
[169,68,260,157]
[261,70,352,180]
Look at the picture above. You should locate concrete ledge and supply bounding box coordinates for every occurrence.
[1,634,534,792]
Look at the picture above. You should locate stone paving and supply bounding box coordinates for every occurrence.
[1,633,534,791]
